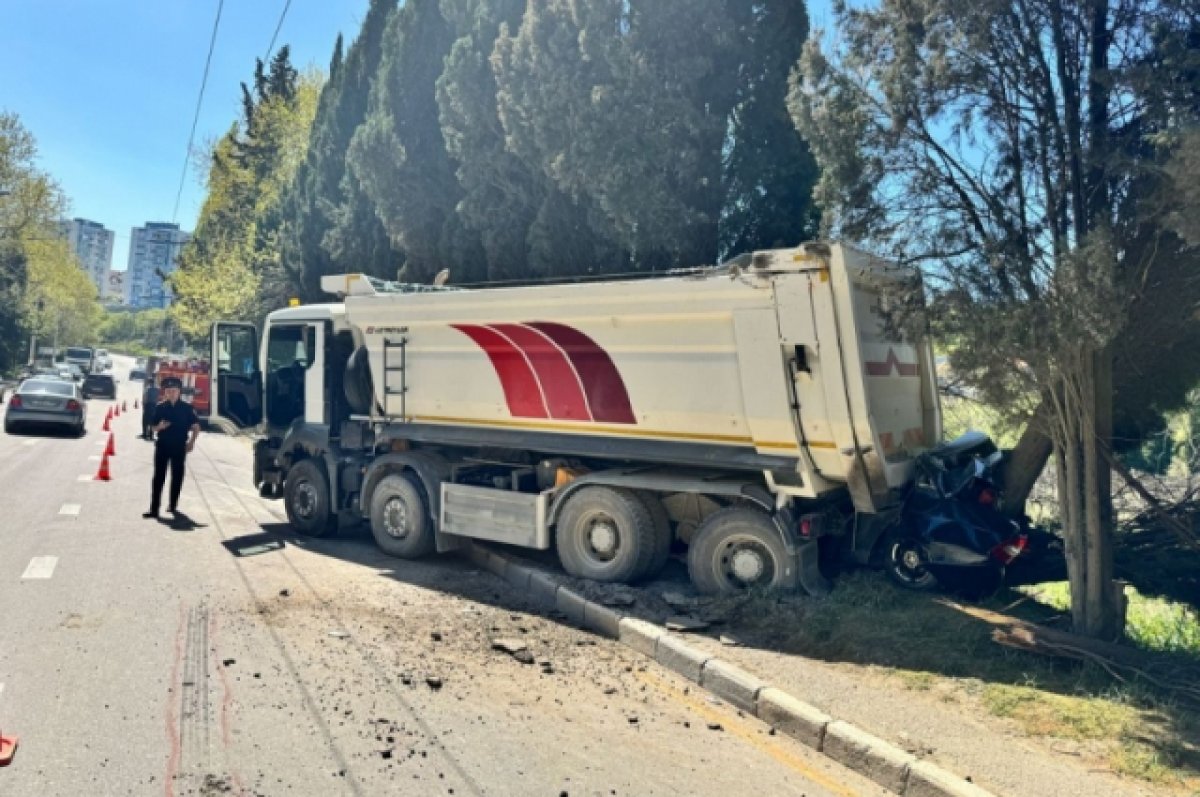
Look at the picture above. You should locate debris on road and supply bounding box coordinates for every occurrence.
[425,676,444,690]
[665,616,709,632]
[492,638,535,664]
[719,635,742,647]
[328,630,349,639]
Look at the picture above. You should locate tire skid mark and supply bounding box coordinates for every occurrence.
[163,602,186,797]
[185,453,368,797]
[190,443,486,797]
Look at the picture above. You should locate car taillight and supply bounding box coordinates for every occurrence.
[66,400,81,411]
[978,488,996,506]
[9,395,21,408]
[991,534,1027,564]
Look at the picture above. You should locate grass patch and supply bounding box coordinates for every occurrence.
[716,571,1200,787]
[1021,581,1200,656]
[982,683,1136,740]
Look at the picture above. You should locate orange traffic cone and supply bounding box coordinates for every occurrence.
[104,433,115,457]
[134,399,139,409]
[0,726,17,766]
[102,415,111,432]
[114,404,120,418]
[94,452,112,481]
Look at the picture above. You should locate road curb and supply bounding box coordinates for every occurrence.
[463,542,999,797]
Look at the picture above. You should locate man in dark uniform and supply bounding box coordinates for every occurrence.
[143,377,201,519]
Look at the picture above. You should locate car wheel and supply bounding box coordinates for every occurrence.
[368,473,434,558]
[284,459,339,537]
[687,507,795,594]
[885,532,940,591]
[556,486,656,583]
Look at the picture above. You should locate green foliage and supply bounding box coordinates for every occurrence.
[99,308,170,354]
[171,49,321,339]
[23,237,104,348]
[281,0,403,302]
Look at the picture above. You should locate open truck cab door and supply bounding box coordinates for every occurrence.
[210,322,263,430]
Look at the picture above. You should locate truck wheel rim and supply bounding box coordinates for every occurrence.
[718,536,775,588]
[295,483,318,520]
[384,498,410,539]
[584,515,619,561]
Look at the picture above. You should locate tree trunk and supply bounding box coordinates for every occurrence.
[1053,356,1125,640]
[1002,398,1054,518]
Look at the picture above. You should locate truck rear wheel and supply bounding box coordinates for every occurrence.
[687,507,793,594]
[636,490,673,580]
[369,474,435,559]
[284,459,339,537]
[556,486,656,583]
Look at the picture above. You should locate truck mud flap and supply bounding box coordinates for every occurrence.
[795,540,831,596]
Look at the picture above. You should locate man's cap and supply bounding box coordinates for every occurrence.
[161,377,183,389]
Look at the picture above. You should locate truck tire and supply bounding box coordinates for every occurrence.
[556,486,656,583]
[687,507,793,595]
[368,474,435,558]
[635,490,673,580]
[284,459,339,537]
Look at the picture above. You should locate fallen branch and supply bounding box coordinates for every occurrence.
[1101,444,1200,550]
[940,600,1200,708]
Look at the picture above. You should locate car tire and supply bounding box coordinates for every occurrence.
[687,507,795,595]
[884,531,940,591]
[556,486,656,583]
[284,459,339,537]
[368,473,435,558]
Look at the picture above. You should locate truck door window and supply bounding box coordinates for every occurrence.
[218,326,257,376]
[266,325,311,428]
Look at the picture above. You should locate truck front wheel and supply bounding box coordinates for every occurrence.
[687,507,794,594]
[284,459,339,537]
[556,486,655,583]
[368,474,435,558]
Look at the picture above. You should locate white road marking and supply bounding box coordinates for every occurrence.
[22,557,58,580]
[58,504,81,517]
[23,440,37,447]
[78,474,94,482]
[88,455,101,461]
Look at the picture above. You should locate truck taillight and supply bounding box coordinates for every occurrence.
[800,516,813,537]
[990,534,1027,565]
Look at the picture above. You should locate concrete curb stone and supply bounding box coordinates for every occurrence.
[700,659,764,714]
[823,720,916,794]
[469,544,1000,796]
[527,571,560,607]
[905,761,995,797]
[555,586,588,625]
[582,600,623,638]
[655,633,710,683]
[503,561,534,591]
[755,686,831,750]
[618,618,664,658]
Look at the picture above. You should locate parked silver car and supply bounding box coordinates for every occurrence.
[4,378,87,436]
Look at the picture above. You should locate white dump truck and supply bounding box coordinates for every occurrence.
[210,241,941,594]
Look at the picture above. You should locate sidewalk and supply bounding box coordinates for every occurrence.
[474,546,1169,797]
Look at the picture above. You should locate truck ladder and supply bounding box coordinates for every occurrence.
[383,336,408,420]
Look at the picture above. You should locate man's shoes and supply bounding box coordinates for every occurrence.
[142,510,159,519]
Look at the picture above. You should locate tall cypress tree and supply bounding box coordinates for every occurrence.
[349,0,484,284]
[720,0,820,258]
[281,0,401,301]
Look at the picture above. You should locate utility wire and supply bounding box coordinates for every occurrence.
[172,0,225,224]
[263,0,295,64]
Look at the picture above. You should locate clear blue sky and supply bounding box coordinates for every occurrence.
[0,0,368,273]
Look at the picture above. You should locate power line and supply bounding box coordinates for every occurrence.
[172,0,226,225]
[264,0,295,64]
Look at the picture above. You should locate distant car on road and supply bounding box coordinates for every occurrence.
[95,349,112,371]
[82,372,117,399]
[63,364,84,383]
[4,378,87,436]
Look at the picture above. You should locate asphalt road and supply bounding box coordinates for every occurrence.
[0,355,884,797]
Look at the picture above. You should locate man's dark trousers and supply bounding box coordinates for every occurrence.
[151,441,187,514]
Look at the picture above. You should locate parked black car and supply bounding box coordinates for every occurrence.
[82,372,117,399]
